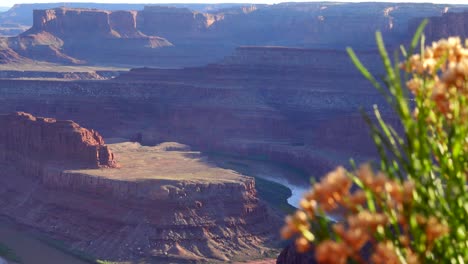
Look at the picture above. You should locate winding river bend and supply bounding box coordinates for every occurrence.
[206,153,311,208]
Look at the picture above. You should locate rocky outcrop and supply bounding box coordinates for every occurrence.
[0,112,117,168]
[0,117,281,262]
[0,46,387,179]
[3,3,468,67]
[205,2,465,49]
[137,6,221,40]
[0,47,29,63]
[1,7,172,65]
[28,8,144,38]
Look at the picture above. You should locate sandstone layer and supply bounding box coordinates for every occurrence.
[0,3,244,28]
[0,47,389,180]
[137,6,222,40]
[1,8,172,65]
[2,3,468,67]
[0,112,117,169]
[0,112,280,263]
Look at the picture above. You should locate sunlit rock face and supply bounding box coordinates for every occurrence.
[30,8,144,38]
[3,3,467,67]
[0,113,280,262]
[137,6,221,40]
[1,7,172,65]
[0,111,118,169]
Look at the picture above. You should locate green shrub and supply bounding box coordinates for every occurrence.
[281,21,467,264]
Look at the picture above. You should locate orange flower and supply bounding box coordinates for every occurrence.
[315,240,349,264]
[333,223,369,252]
[295,236,311,253]
[348,211,388,232]
[371,241,401,264]
[425,216,449,244]
[311,166,352,211]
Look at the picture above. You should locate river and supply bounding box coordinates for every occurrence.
[205,153,311,208]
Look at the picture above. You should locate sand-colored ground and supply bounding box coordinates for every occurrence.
[67,142,246,183]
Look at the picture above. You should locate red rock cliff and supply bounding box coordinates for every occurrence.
[2,7,172,65]
[137,6,221,39]
[31,8,113,37]
[0,115,280,262]
[29,8,145,38]
[0,112,118,168]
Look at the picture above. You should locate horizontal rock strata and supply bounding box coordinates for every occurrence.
[0,113,280,262]
[0,112,117,168]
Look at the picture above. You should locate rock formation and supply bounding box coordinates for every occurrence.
[137,6,221,40]
[0,46,389,180]
[0,3,245,29]
[0,7,172,64]
[29,8,144,38]
[0,112,118,168]
[0,112,281,262]
[2,3,468,67]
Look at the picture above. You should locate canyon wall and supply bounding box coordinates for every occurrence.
[0,47,390,178]
[0,112,117,169]
[0,3,246,27]
[1,7,172,65]
[0,113,280,262]
[2,3,468,67]
[137,6,221,40]
[29,8,144,38]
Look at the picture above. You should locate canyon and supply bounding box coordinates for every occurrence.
[1,2,468,66]
[0,8,172,65]
[0,47,387,179]
[1,2,468,263]
[0,112,280,263]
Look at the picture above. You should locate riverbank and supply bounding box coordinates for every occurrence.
[205,152,311,210]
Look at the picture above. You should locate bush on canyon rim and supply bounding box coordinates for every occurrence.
[281,20,468,264]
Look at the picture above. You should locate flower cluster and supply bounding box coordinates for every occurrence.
[403,37,468,117]
[280,34,466,264]
[280,165,449,264]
